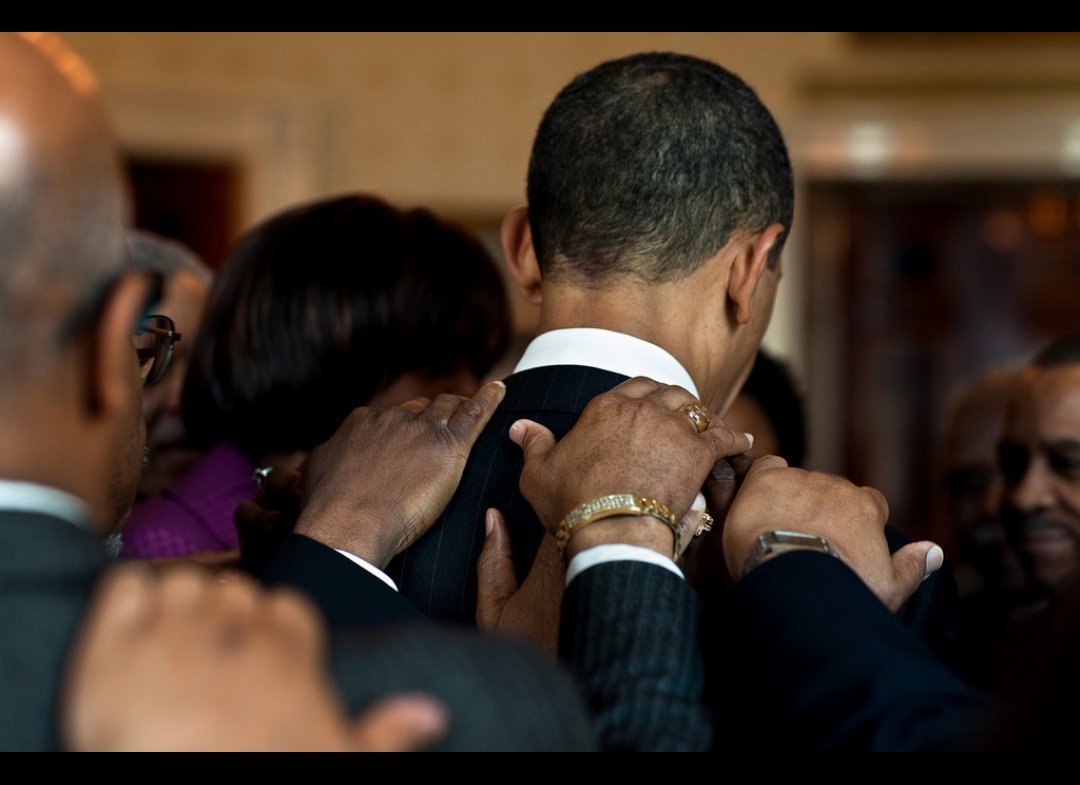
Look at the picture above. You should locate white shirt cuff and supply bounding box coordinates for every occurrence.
[333,548,399,592]
[565,543,684,587]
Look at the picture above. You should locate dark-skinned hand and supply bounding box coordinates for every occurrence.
[722,456,945,612]
[476,377,751,651]
[511,377,751,559]
[295,380,506,570]
[62,564,447,751]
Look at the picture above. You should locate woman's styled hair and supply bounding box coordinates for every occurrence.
[182,194,510,458]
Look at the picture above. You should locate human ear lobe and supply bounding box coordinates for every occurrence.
[501,205,543,305]
[88,273,147,419]
[728,223,785,324]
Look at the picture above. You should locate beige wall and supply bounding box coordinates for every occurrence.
[61,33,831,213]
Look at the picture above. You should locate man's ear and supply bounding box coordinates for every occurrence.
[87,273,146,418]
[727,223,785,325]
[501,205,543,305]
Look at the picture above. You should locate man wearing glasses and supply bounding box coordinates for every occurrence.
[0,33,593,751]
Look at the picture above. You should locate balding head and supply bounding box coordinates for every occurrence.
[0,33,127,391]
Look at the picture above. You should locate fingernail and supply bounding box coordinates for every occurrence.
[492,380,506,389]
[922,544,944,581]
[744,432,754,449]
[485,508,496,535]
[691,493,706,512]
[508,420,525,443]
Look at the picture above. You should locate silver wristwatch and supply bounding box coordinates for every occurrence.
[741,530,840,578]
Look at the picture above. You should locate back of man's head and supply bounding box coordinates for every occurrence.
[526,52,793,285]
[0,33,127,393]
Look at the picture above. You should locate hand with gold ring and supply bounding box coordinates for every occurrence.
[508,376,754,562]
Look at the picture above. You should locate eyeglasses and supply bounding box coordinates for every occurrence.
[134,314,181,388]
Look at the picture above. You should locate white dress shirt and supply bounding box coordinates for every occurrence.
[0,479,93,529]
[514,327,699,399]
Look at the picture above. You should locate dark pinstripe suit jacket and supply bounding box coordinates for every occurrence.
[387,364,629,623]
[561,559,712,750]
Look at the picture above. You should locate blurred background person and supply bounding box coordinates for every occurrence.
[127,230,213,501]
[938,368,1024,678]
[999,334,1080,608]
[121,194,510,560]
[941,368,1023,598]
[722,349,807,466]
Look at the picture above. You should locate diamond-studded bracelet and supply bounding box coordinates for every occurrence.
[556,493,680,561]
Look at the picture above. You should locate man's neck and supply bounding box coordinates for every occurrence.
[536,278,741,413]
[0,392,108,534]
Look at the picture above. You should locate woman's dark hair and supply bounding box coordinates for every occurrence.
[739,349,807,467]
[182,194,510,458]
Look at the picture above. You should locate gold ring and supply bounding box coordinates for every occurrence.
[695,512,714,538]
[680,402,712,433]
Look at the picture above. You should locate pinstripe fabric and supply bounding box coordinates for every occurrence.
[559,561,711,751]
[387,365,630,623]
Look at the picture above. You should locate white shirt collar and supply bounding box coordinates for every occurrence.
[513,328,700,398]
[0,479,93,530]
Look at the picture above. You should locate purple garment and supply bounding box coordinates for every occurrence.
[121,441,256,559]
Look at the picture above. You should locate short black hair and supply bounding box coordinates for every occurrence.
[527,51,793,284]
[182,195,510,458]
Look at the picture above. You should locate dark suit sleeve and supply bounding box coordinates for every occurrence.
[261,534,425,630]
[712,551,991,751]
[264,535,597,750]
[559,560,712,751]
[329,625,597,751]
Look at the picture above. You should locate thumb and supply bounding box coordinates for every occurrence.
[885,541,944,613]
[476,508,520,630]
[447,380,507,442]
[508,418,556,466]
[744,454,789,479]
[512,535,565,659]
[349,694,449,752]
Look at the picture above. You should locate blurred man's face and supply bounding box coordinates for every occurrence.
[138,269,208,498]
[999,366,1080,595]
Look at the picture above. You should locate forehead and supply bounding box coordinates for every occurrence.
[1007,366,1080,440]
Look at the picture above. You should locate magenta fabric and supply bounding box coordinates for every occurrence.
[121,441,256,558]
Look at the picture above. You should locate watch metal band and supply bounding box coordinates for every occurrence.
[741,530,840,578]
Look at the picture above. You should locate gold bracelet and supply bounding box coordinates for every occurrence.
[556,493,681,561]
